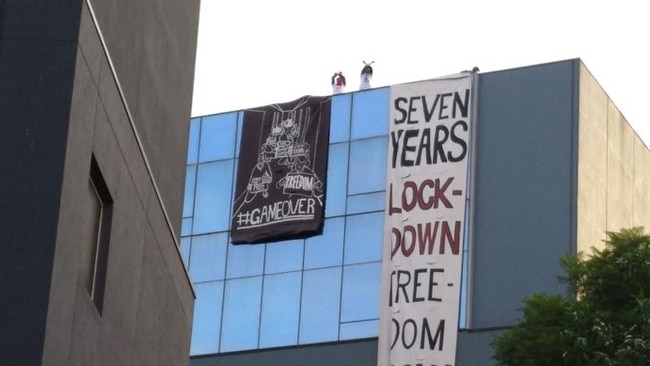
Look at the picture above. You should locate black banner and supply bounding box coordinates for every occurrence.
[231,96,331,244]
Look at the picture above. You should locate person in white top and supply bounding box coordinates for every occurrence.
[360,61,374,90]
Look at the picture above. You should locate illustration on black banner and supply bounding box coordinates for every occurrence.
[233,102,324,222]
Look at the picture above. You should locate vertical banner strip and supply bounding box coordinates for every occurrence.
[231,95,331,244]
[378,75,473,366]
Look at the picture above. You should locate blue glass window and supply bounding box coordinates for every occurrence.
[341,262,382,322]
[330,94,351,143]
[181,218,192,237]
[187,118,201,164]
[340,320,379,340]
[180,237,191,267]
[183,165,196,218]
[220,277,263,352]
[259,272,301,348]
[190,281,223,355]
[235,112,244,157]
[304,217,344,269]
[351,88,389,140]
[225,242,265,279]
[344,212,384,264]
[189,233,228,282]
[348,137,387,195]
[193,160,234,235]
[299,267,341,344]
[347,191,385,215]
[199,112,238,162]
[325,142,348,217]
[265,239,304,274]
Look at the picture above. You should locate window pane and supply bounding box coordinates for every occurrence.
[299,267,341,344]
[193,160,234,234]
[340,320,378,340]
[189,233,228,282]
[325,142,348,217]
[351,88,389,140]
[265,239,304,274]
[330,94,351,143]
[80,179,101,296]
[344,212,384,264]
[341,262,381,322]
[304,217,344,269]
[348,137,387,195]
[181,218,192,237]
[226,242,265,279]
[183,165,196,218]
[191,281,223,355]
[235,112,244,157]
[220,277,262,352]
[199,113,238,162]
[259,272,301,348]
[180,237,191,267]
[347,192,385,215]
[187,117,201,164]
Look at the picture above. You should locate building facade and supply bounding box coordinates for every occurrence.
[183,59,650,365]
[0,1,200,365]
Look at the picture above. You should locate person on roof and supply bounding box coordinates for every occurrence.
[360,61,374,90]
[331,72,346,94]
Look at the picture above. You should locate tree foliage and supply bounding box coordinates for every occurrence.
[491,228,650,366]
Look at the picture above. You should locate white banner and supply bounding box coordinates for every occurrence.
[378,75,473,366]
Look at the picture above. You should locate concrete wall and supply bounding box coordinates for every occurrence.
[0,1,82,364]
[89,0,200,234]
[576,63,650,253]
[190,330,502,366]
[41,1,199,365]
[470,60,579,329]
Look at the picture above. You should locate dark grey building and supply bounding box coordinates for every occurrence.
[183,59,650,365]
[0,1,200,365]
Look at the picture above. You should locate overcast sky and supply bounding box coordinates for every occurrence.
[191,0,649,146]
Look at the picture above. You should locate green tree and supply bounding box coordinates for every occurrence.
[491,228,650,366]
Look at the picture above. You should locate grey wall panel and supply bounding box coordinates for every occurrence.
[0,38,78,365]
[470,60,578,328]
[87,0,201,235]
[190,332,504,366]
[0,0,82,40]
[191,339,378,366]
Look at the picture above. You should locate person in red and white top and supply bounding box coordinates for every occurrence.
[332,72,346,94]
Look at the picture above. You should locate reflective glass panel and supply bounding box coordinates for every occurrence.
[193,160,234,234]
[220,276,263,352]
[348,137,388,195]
[235,112,244,157]
[225,242,265,279]
[190,281,223,355]
[325,142,348,217]
[304,217,344,269]
[187,118,200,164]
[344,212,384,264]
[329,94,351,143]
[265,239,304,274]
[183,165,196,218]
[341,262,382,322]
[189,233,228,282]
[299,267,341,344]
[351,88,389,140]
[340,320,379,340]
[199,112,237,162]
[181,218,192,237]
[259,272,301,348]
[347,191,385,215]
[180,236,191,267]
